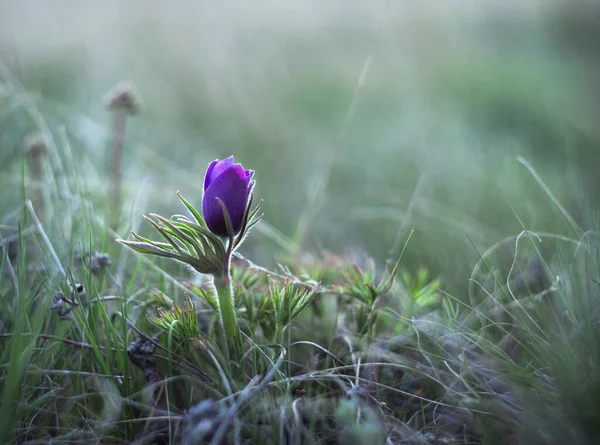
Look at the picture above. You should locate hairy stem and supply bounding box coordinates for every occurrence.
[109,110,128,228]
[25,139,47,225]
[213,270,239,349]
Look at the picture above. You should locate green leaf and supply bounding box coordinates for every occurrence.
[117,240,179,258]
[177,191,207,228]
[216,198,236,250]
[143,215,184,254]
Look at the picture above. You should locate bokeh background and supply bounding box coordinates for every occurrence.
[1,0,599,293]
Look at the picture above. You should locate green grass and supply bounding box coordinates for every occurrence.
[2,2,600,443]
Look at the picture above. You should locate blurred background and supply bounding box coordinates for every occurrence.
[0,0,599,293]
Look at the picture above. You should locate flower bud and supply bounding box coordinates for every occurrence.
[202,156,254,237]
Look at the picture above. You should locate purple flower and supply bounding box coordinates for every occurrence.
[202,156,254,237]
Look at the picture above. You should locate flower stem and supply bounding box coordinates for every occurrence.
[109,110,128,228]
[213,273,239,348]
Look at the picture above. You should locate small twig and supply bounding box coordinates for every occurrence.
[89,295,145,306]
[0,369,124,379]
[233,252,335,293]
[112,416,182,424]
[0,332,112,351]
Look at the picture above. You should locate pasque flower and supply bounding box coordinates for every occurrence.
[202,156,254,237]
[118,154,262,353]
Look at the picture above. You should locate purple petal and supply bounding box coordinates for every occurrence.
[202,164,252,236]
[203,160,219,191]
[205,156,235,190]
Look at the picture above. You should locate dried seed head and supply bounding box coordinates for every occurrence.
[25,136,48,158]
[76,250,112,275]
[51,292,72,319]
[127,337,164,401]
[105,82,142,115]
[127,337,158,366]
